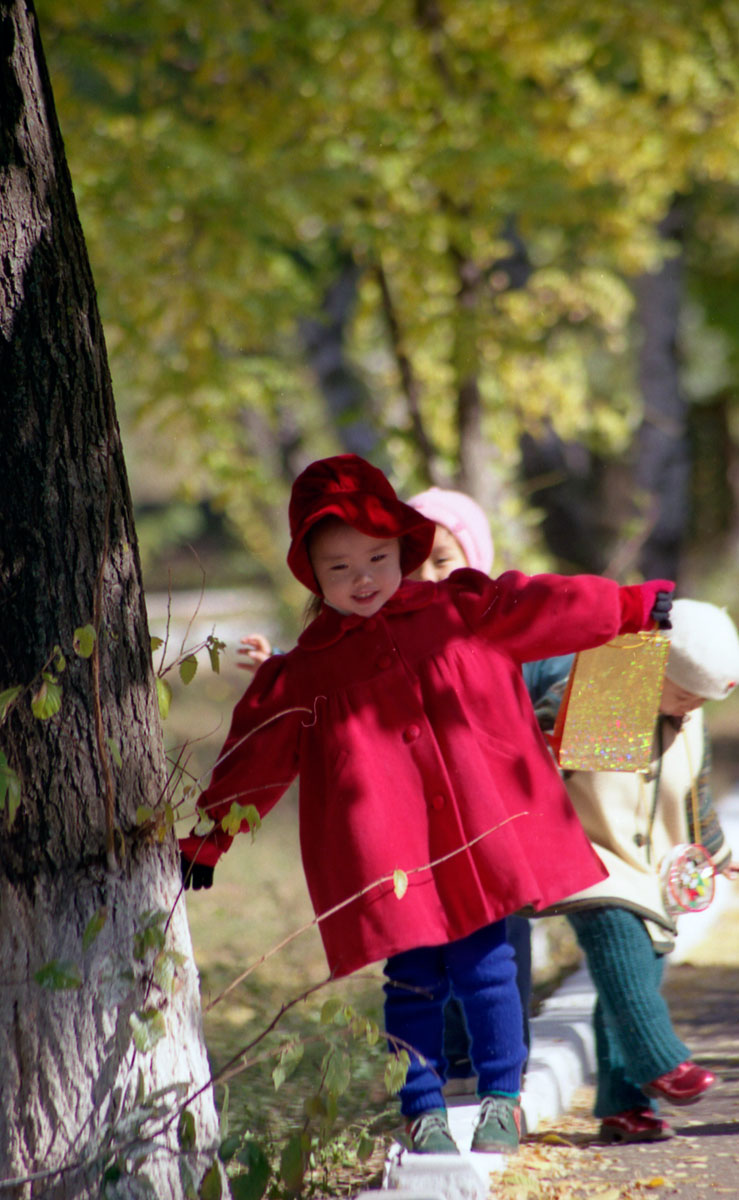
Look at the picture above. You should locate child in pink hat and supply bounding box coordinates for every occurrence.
[407,486,495,577]
[181,454,673,1156]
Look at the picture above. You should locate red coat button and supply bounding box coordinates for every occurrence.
[377,654,393,669]
[431,793,445,810]
[403,725,420,743]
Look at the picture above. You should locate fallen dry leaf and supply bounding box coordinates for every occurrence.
[539,1132,577,1146]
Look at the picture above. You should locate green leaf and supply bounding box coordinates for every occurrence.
[150,636,164,652]
[179,655,198,685]
[303,1093,327,1120]
[232,1141,271,1200]
[152,948,186,994]
[323,1047,351,1096]
[52,644,66,673]
[218,1133,241,1164]
[0,686,22,720]
[0,752,21,826]
[272,1040,303,1091]
[179,1159,198,1200]
[178,1108,197,1152]
[133,910,167,960]
[73,625,96,659]
[364,1017,379,1046]
[384,1050,410,1095]
[357,1134,375,1161]
[82,907,108,951]
[156,676,172,720]
[198,1160,222,1200]
[31,679,62,720]
[136,804,155,825]
[207,636,226,674]
[34,960,83,990]
[218,1082,230,1142]
[130,1007,167,1053]
[279,1135,305,1194]
[192,812,215,836]
[106,737,123,768]
[221,802,261,839]
[320,996,344,1025]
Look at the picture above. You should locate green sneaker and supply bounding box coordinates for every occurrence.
[406,1108,460,1154]
[470,1094,521,1154]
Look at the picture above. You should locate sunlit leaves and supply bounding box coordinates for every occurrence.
[37,0,739,576]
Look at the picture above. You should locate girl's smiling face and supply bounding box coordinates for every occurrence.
[309,520,402,617]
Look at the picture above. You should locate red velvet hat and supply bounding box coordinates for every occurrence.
[287,455,436,593]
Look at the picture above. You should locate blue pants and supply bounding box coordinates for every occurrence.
[383,920,526,1117]
[443,915,532,1076]
[567,907,690,1117]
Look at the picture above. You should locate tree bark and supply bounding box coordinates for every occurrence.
[0,2,226,1196]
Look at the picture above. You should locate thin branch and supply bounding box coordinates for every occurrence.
[373,258,440,482]
[204,810,528,1011]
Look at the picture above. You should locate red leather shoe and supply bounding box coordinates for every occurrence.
[600,1108,674,1144]
[643,1060,715,1106]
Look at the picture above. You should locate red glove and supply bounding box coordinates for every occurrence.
[619,580,675,632]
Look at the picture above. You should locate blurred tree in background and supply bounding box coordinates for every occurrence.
[35,0,739,610]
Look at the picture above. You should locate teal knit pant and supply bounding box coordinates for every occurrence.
[567,907,689,1117]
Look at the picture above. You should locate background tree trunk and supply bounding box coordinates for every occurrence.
[633,202,691,581]
[0,2,226,1195]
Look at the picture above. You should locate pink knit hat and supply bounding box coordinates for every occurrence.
[408,487,494,575]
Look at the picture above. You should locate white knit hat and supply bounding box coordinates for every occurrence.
[665,599,739,701]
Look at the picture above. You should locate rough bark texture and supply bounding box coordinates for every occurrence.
[0,2,226,1195]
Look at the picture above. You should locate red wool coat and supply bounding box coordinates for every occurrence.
[181,569,656,977]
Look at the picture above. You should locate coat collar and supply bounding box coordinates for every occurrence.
[297,578,436,651]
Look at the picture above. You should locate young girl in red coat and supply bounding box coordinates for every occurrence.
[180,454,673,1155]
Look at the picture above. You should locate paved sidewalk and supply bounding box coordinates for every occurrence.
[380,793,739,1198]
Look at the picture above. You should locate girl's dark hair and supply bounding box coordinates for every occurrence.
[300,515,345,626]
[303,593,323,626]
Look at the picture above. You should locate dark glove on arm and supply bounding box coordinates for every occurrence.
[650,590,673,630]
[180,853,214,891]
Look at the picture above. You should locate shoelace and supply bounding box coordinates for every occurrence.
[409,1111,452,1147]
[476,1095,514,1130]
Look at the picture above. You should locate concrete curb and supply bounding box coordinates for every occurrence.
[380,793,739,1197]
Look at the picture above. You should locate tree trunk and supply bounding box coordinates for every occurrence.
[633,202,690,581]
[0,2,226,1196]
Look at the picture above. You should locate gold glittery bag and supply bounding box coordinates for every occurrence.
[552,632,670,772]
